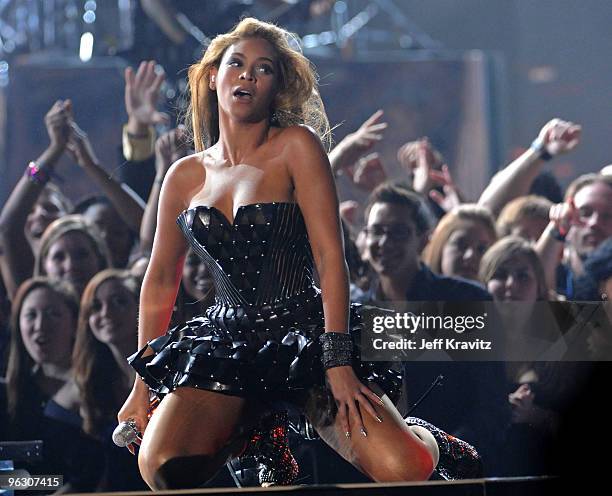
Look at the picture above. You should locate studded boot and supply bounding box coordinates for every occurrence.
[406,417,483,480]
[240,410,299,486]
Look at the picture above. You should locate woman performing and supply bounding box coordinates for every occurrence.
[118,18,472,490]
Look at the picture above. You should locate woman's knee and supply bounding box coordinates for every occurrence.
[363,444,436,482]
[355,427,438,482]
[139,449,225,490]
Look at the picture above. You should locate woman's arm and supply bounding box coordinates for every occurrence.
[67,122,145,233]
[118,155,202,443]
[287,126,349,332]
[136,157,202,351]
[329,110,387,176]
[0,101,70,299]
[140,128,191,252]
[285,126,382,435]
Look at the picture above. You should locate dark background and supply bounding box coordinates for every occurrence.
[1,0,610,204]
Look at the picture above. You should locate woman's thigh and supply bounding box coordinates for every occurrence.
[303,382,437,482]
[138,387,261,486]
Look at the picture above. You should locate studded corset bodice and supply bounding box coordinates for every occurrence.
[130,201,402,400]
[176,202,325,342]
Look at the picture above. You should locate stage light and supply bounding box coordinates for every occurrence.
[83,10,96,24]
[79,32,94,62]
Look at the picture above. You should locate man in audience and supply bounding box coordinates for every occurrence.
[352,182,492,303]
[537,174,612,298]
[352,182,508,476]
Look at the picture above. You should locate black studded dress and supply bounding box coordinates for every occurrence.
[128,202,401,405]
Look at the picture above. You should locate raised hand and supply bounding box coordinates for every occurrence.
[66,121,99,167]
[330,110,387,176]
[549,200,583,237]
[397,138,442,195]
[124,60,169,131]
[45,99,72,151]
[536,118,581,157]
[352,152,387,192]
[429,164,462,213]
[339,200,359,227]
[154,127,191,178]
[347,109,387,154]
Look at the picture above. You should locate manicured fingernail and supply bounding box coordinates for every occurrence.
[361,428,368,437]
[376,415,383,423]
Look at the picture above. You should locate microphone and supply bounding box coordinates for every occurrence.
[112,418,139,448]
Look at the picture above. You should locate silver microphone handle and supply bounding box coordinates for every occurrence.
[112,420,139,448]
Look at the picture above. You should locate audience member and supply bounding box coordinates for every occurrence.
[74,196,138,269]
[5,277,100,489]
[0,101,73,299]
[479,118,581,217]
[496,195,552,241]
[422,204,497,283]
[537,174,612,297]
[34,215,111,295]
[73,269,147,490]
[352,182,507,475]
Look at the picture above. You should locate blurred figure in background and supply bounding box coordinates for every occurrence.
[423,205,497,284]
[33,215,111,296]
[73,269,147,491]
[5,277,100,490]
[496,195,552,242]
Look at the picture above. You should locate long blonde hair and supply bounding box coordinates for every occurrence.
[186,17,331,151]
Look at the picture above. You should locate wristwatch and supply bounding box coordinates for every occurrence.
[530,138,553,161]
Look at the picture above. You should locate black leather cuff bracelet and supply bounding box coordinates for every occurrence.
[319,332,353,370]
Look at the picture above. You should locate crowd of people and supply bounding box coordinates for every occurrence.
[0,18,611,492]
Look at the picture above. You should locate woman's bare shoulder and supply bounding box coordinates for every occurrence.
[164,152,206,192]
[276,124,321,146]
[275,125,326,162]
[275,125,328,171]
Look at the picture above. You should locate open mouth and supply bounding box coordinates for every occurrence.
[233,88,254,100]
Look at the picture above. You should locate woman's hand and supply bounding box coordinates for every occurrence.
[124,60,169,134]
[117,382,151,455]
[325,365,384,438]
[44,100,72,152]
[66,121,99,168]
[429,164,463,213]
[154,127,191,178]
[329,110,387,175]
[350,152,387,192]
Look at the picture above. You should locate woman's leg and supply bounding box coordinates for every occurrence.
[304,382,439,482]
[137,387,261,490]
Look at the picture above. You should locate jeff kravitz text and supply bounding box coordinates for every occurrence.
[368,311,493,354]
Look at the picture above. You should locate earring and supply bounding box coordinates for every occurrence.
[210,75,216,90]
[270,108,279,124]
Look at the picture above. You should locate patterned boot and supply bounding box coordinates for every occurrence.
[240,410,299,487]
[406,417,483,480]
